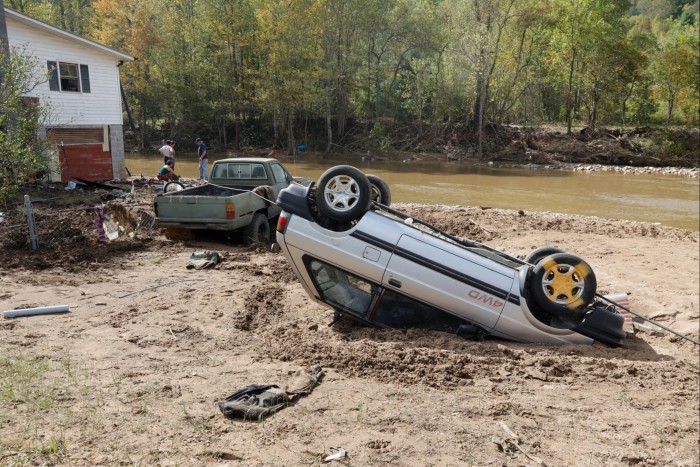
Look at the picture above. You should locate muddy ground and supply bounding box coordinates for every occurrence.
[0,187,698,466]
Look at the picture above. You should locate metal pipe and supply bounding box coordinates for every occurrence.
[3,305,70,319]
[24,194,38,250]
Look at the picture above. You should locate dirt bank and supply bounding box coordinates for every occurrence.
[0,190,698,466]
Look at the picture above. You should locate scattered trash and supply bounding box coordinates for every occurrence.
[187,250,221,270]
[94,205,106,241]
[218,384,290,420]
[322,447,348,463]
[65,180,77,190]
[491,421,546,466]
[3,305,70,319]
[0,212,4,224]
[218,365,323,420]
[103,214,119,241]
[633,322,664,334]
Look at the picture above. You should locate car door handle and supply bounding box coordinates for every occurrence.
[388,278,402,288]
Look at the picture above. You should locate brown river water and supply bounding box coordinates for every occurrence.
[128,153,699,231]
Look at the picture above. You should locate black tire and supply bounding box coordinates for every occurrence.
[525,246,563,265]
[529,253,597,317]
[243,213,270,244]
[366,174,391,206]
[164,181,185,193]
[315,165,371,223]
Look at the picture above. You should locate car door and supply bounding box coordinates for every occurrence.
[381,235,514,329]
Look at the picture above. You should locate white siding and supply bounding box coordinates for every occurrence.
[6,17,124,126]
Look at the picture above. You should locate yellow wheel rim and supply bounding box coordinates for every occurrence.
[539,259,590,309]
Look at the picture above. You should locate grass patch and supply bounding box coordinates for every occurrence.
[0,355,68,465]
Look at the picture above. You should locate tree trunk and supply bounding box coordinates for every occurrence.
[324,87,332,157]
[337,80,347,136]
[565,48,576,136]
[588,83,600,130]
[621,82,634,130]
[666,85,675,125]
[287,108,295,157]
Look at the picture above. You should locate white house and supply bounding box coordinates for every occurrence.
[4,7,135,181]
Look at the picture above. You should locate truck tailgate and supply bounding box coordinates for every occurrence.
[155,184,248,225]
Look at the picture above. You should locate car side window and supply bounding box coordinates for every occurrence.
[373,289,467,333]
[308,259,375,316]
[270,163,287,184]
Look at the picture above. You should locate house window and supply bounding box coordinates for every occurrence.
[59,63,80,92]
[47,61,91,93]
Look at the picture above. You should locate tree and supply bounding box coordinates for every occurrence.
[651,21,698,124]
[0,48,50,204]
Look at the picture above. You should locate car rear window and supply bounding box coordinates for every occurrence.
[212,163,267,179]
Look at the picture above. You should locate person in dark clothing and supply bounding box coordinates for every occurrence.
[196,137,208,181]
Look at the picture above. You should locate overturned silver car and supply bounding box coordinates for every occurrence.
[275,165,625,347]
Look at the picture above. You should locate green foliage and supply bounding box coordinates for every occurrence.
[0,48,50,204]
[8,0,697,154]
[642,129,700,164]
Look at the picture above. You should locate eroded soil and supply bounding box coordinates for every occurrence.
[0,190,698,466]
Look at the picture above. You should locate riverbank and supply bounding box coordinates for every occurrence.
[523,162,699,178]
[1,189,698,465]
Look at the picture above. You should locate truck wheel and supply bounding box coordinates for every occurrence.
[164,181,185,193]
[315,165,371,223]
[530,253,596,318]
[243,213,270,244]
[367,174,391,206]
[524,246,563,265]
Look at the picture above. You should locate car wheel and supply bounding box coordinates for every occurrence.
[530,253,596,317]
[315,165,371,223]
[243,213,270,244]
[524,246,563,265]
[366,174,391,206]
[164,181,185,193]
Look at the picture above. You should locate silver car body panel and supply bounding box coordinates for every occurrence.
[277,209,593,345]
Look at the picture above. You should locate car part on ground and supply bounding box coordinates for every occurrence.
[276,165,626,347]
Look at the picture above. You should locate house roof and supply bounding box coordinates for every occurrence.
[4,7,136,62]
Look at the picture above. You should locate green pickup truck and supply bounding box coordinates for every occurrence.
[154,157,296,243]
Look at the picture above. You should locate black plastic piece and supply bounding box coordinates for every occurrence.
[277,184,313,220]
[571,305,626,347]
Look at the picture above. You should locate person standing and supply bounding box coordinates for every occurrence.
[159,140,176,168]
[196,137,208,181]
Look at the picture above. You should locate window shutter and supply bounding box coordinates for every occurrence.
[47,61,59,91]
[79,64,91,93]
